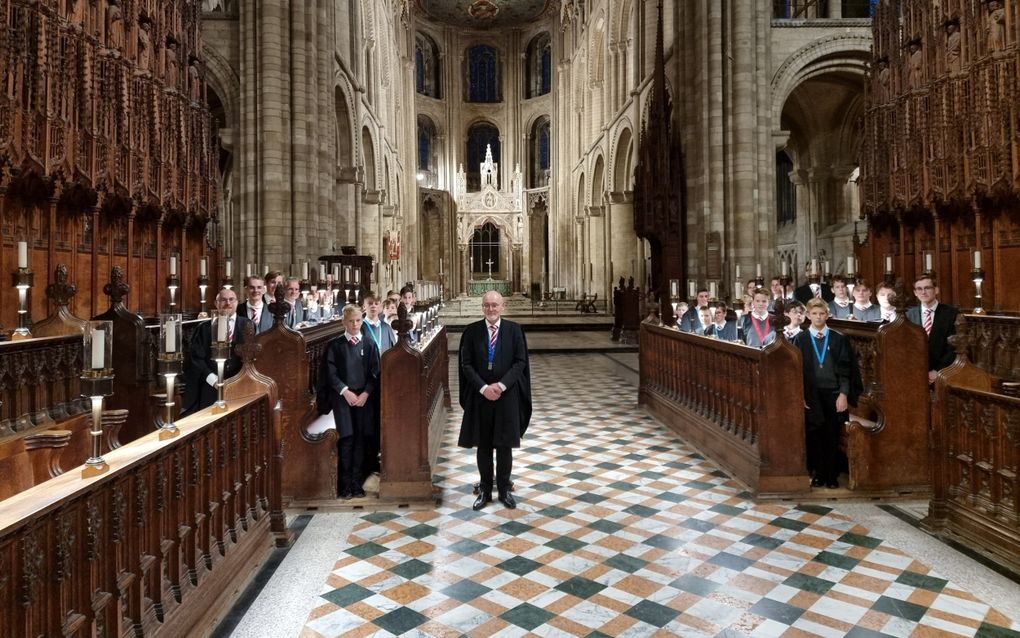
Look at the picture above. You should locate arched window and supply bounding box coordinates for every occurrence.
[776,150,796,225]
[465,45,500,103]
[525,33,552,98]
[415,32,440,98]
[470,222,501,277]
[529,116,551,188]
[466,122,500,191]
[416,115,437,187]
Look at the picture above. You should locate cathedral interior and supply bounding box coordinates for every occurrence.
[2,0,1020,636]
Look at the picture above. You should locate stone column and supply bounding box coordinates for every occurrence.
[459,244,469,296]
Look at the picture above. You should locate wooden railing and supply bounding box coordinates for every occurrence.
[829,317,931,493]
[0,387,288,637]
[639,323,809,497]
[928,321,1020,574]
[380,327,451,501]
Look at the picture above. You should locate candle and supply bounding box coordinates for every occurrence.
[756,263,762,278]
[302,262,309,280]
[440,257,444,274]
[709,281,717,299]
[319,263,326,281]
[735,264,741,280]
[735,282,742,300]
[17,241,27,268]
[332,265,340,280]
[823,260,830,276]
[165,318,177,353]
[781,260,788,277]
[91,329,106,369]
[688,280,696,298]
[344,265,351,282]
[216,316,227,341]
[885,255,893,272]
[246,263,253,277]
[169,256,177,276]
[810,258,818,276]
[924,252,933,272]
[225,258,233,278]
[670,280,679,298]
[973,250,981,269]
[354,269,360,284]
[847,256,855,274]
[200,257,207,277]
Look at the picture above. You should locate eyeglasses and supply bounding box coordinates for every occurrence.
[914,286,935,292]
[482,303,502,309]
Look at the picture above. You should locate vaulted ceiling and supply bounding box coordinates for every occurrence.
[414,0,553,29]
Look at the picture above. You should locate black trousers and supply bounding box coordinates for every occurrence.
[476,402,512,493]
[806,388,847,483]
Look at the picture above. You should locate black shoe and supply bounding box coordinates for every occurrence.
[498,491,517,509]
[339,488,353,500]
[472,493,492,511]
[352,488,366,498]
[811,477,823,488]
[825,480,839,489]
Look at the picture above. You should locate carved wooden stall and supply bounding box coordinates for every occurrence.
[829,317,931,493]
[927,314,1020,575]
[0,0,221,326]
[254,290,345,506]
[860,0,1020,310]
[639,324,810,497]
[0,356,288,638]
[379,310,451,502]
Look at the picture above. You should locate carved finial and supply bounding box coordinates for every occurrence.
[268,279,290,323]
[234,320,262,363]
[946,314,973,357]
[45,264,77,308]
[891,278,909,315]
[393,302,414,341]
[618,277,625,290]
[628,276,635,290]
[103,266,130,305]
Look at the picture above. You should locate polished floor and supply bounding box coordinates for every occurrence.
[230,353,1020,638]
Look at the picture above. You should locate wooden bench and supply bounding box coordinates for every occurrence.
[829,317,930,494]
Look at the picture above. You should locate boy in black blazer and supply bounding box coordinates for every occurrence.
[905,275,959,384]
[793,298,862,489]
[319,304,380,499]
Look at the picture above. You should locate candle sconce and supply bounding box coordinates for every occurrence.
[157,314,183,439]
[12,266,34,340]
[222,257,234,290]
[198,276,209,318]
[167,273,179,313]
[211,315,231,412]
[883,254,896,285]
[82,321,114,478]
[921,250,935,277]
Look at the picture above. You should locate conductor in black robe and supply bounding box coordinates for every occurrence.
[181,288,251,416]
[458,290,532,510]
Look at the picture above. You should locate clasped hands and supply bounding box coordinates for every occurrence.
[482,384,503,401]
[342,389,370,407]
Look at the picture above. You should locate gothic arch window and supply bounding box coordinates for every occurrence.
[529,116,551,188]
[417,115,438,187]
[776,150,796,225]
[470,222,501,276]
[415,32,441,98]
[525,33,552,98]
[466,122,500,191]
[465,44,501,103]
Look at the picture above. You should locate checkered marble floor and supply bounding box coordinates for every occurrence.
[300,354,1020,638]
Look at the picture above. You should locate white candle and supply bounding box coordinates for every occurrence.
[332,265,340,280]
[169,256,177,276]
[200,257,207,277]
[302,262,309,280]
[165,318,177,353]
[756,263,762,278]
[847,256,855,274]
[735,282,742,300]
[885,255,893,272]
[216,317,227,341]
[688,280,696,298]
[735,264,741,280]
[319,264,326,281]
[924,252,933,272]
[17,241,27,268]
[810,259,818,276]
[246,263,253,277]
[781,261,788,277]
[670,280,679,298]
[225,259,233,278]
[709,281,717,299]
[973,250,981,269]
[354,269,360,284]
[823,260,830,276]
[91,330,106,369]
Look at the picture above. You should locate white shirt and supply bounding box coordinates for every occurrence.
[206,314,237,386]
[480,319,507,394]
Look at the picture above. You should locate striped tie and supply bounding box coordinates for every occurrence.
[923,308,933,335]
[489,324,498,351]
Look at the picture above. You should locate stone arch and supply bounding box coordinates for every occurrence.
[770,34,872,124]
[611,125,634,192]
[591,154,606,205]
[201,44,239,128]
[590,12,606,86]
[334,82,355,169]
[361,125,377,192]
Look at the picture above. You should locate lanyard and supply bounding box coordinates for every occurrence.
[364,320,382,350]
[752,315,770,344]
[810,329,830,368]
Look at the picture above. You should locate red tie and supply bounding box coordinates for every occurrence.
[923,308,933,335]
[227,319,234,342]
[251,306,259,323]
[489,324,498,350]
[349,335,359,345]
[814,288,822,299]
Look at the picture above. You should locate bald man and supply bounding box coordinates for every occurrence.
[458,290,532,510]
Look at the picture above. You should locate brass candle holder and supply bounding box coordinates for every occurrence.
[971,268,986,315]
[12,267,34,340]
[211,314,231,412]
[81,320,114,478]
[198,276,209,318]
[158,314,183,439]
